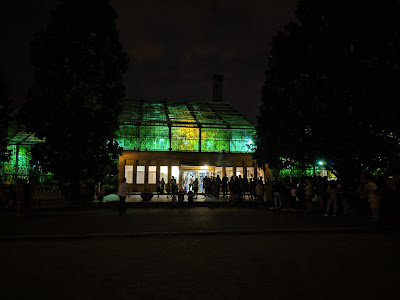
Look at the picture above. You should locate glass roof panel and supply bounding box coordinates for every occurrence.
[121,99,255,128]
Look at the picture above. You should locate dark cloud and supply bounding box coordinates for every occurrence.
[1,0,297,122]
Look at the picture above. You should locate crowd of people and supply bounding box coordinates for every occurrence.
[116,172,400,222]
[243,173,399,223]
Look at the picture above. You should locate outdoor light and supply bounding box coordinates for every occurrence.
[318,161,324,166]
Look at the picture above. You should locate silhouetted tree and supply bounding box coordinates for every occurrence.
[255,0,400,180]
[0,72,10,162]
[23,0,128,193]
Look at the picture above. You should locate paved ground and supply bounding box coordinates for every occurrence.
[1,206,399,238]
[1,231,399,299]
[1,206,399,299]
[104,193,229,202]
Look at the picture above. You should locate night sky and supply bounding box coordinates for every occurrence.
[1,0,297,123]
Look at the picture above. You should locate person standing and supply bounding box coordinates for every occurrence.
[171,176,177,199]
[250,178,256,200]
[189,176,194,191]
[222,174,228,197]
[264,179,273,207]
[193,178,199,199]
[324,180,339,216]
[255,180,264,206]
[297,180,306,211]
[368,190,382,223]
[305,178,314,212]
[273,180,282,209]
[290,183,297,209]
[160,178,165,194]
[215,175,221,198]
[117,177,129,216]
[156,178,161,198]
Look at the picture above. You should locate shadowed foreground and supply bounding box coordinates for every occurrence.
[1,232,399,299]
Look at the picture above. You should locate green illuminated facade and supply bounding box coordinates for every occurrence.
[1,99,258,186]
[116,99,256,153]
[0,132,45,184]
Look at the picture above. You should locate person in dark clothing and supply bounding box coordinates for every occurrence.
[171,176,177,198]
[193,178,199,199]
[297,180,306,211]
[242,176,249,199]
[235,176,243,201]
[160,178,165,194]
[222,175,228,197]
[255,180,264,206]
[229,176,235,199]
[156,178,161,198]
[215,175,221,198]
[272,180,282,209]
[239,175,246,199]
[203,176,211,197]
[177,186,184,204]
[249,178,256,200]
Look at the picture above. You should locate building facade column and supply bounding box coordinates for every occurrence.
[198,126,202,153]
[156,164,160,182]
[168,165,172,183]
[118,156,125,184]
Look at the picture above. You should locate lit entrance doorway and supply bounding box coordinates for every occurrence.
[181,166,214,193]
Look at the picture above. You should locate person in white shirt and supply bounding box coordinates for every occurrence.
[117,177,129,216]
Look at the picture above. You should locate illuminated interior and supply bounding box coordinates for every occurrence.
[1,132,46,184]
[116,99,255,153]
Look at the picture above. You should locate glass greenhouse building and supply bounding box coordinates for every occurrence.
[116,99,265,192]
[116,99,256,153]
[1,98,267,189]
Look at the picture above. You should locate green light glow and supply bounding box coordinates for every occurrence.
[115,124,255,153]
[116,100,256,153]
[2,145,33,184]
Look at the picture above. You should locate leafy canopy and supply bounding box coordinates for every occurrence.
[23,0,128,187]
[0,72,11,162]
[255,0,400,179]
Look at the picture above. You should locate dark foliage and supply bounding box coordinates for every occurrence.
[22,0,128,189]
[0,72,11,162]
[255,0,400,180]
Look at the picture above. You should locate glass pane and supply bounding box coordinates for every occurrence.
[236,167,244,178]
[115,125,170,151]
[125,165,133,183]
[257,168,265,182]
[136,166,145,184]
[138,126,170,151]
[115,125,139,150]
[171,166,180,184]
[148,166,156,184]
[247,167,254,179]
[160,166,168,182]
[215,167,223,178]
[226,167,233,179]
[171,127,199,152]
[230,128,256,153]
[201,128,229,152]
